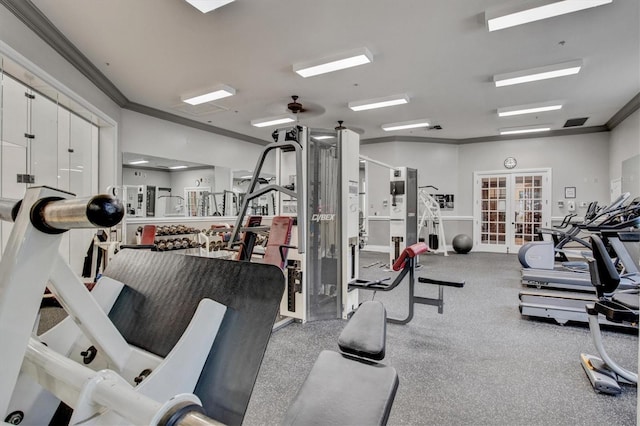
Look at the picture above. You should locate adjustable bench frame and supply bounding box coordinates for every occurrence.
[349,243,464,325]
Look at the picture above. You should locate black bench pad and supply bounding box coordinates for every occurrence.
[338,301,387,361]
[282,350,399,426]
[102,249,285,425]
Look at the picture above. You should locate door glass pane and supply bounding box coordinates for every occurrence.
[480,176,507,245]
[514,174,545,245]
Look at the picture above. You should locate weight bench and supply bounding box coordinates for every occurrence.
[349,242,465,324]
[16,249,285,426]
[282,301,398,425]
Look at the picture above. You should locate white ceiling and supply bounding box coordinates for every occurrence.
[26,0,640,143]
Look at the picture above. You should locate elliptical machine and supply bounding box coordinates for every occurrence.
[580,234,638,395]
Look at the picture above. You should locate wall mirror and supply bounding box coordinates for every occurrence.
[122,153,275,218]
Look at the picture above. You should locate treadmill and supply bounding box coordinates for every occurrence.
[521,211,640,292]
[519,230,639,328]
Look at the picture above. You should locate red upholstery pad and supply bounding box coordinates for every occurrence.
[392,242,429,271]
[140,225,156,245]
[263,216,293,268]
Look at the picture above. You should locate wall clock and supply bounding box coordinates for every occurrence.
[504,157,517,169]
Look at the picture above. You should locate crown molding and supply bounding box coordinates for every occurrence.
[606,92,640,130]
[361,125,609,145]
[0,0,128,106]
[124,102,269,146]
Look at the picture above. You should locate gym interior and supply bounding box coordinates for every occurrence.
[0,1,638,425]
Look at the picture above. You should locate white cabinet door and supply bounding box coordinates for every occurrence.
[1,76,28,148]
[30,92,59,187]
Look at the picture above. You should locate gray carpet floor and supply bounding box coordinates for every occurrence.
[243,251,638,425]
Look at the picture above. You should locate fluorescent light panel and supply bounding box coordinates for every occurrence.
[251,114,296,128]
[382,119,430,132]
[500,125,551,135]
[182,84,236,105]
[349,94,409,112]
[293,47,373,78]
[485,0,612,31]
[498,100,563,117]
[313,135,335,140]
[184,0,235,13]
[494,60,582,87]
[129,160,149,165]
[169,165,188,170]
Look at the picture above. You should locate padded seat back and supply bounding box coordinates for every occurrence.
[392,242,428,271]
[262,216,293,268]
[140,224,156,245]
[102,249,285,425]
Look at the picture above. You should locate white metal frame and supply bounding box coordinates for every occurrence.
[417,189,448,256]
[0,187,225,425]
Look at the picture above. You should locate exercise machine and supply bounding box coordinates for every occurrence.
[519,230,639,328]
[350,242,464,324]
[528,192,631,264]
[580,235,638,394]
[0,186,286,425]
[417,185,448,256]
[230,125,361,322]
[519,203,640,292]
[389,167,418,266]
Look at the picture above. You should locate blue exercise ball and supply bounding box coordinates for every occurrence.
[452,234,472,254]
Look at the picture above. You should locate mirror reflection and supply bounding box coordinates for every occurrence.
[122,153,275,218]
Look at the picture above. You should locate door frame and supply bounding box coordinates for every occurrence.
[473,168,552,253]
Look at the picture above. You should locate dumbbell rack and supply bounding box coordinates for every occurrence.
[135,225,203,252]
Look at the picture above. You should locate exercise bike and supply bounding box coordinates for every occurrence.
[580,234,638,395]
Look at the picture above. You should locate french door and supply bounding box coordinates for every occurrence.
[473,169,551,253]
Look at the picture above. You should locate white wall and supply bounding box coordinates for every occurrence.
[361,142,460,215]
[609,109,640,180]
[121,110,273,175]
[609,109,640,197]
[122,167,171,189]
[360,141,460,246]
[170,168,216,195]
[361,132,612,247]
[458,132,611,217]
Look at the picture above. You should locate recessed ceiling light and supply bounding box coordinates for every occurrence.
[485,0,612,32]
[129,160,149,165]
[184,0,235,13]
[251,114,297,128]
[500,125,552,135]
[498,101,563,117]
[293,47,373,78]
[382,119,430,131]
[493,60,582,87]
[349,94,410,112]
[169,165,188,170]
[182,84,236,105]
